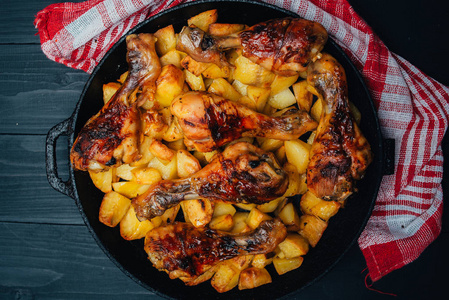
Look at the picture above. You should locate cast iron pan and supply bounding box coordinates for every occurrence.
[46,0,391,299]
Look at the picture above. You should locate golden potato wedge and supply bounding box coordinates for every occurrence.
[120,206,160,240]
[300,191,341,222]
[149,139,176,162]
[177,149,201,178]
[181,55,211,76]
[154,25,177,56]
[273,256,304,275]
[211,262,240,293]
[166,138,187,151]
[256,197,283,214]
[247,85,271,112]
[231,79,248,96]
[270,74,299,96]
[160,204,180,224]
[238,267,272,290]
[184,69,206,91]
[115,164,139,181]
[209,214,234,231]
[259,138,284,152]
[229,255,253,271]
[208,23,246,36]
[213,202,236,217]
[233,55,275,88]
[234,203,256,211]
[246,208,272,230]
[88,168,115,193]
[277,233,309,258]
[237,95,257,111]
[231,212,251,234]
[187,9,218,32]
[293,80,313,112]
[310,98,323,122]
[154,64,185,107]
[297,214,328,247]
[147,155,178,180]
[102,82,121,104]
[112,181,151,199]
[284,139,311,174]
[281,163,301,198]
[277,202,301,231]
[275,145,287,166]
[252,253,274,269]
[208,78,241,101]
[181,199,213,228]
[131,167,162,186]
[268,88,297,110]
[202,63,230,79]
[159,49,183,69]
[118,71,128,83]
[99,191,131,227]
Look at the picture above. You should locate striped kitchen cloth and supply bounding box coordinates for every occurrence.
[34,0,449,283]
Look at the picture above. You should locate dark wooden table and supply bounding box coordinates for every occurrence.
[1,0,448,299]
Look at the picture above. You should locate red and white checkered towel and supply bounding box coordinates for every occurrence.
[35,0,449,283]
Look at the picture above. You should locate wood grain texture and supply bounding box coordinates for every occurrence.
[0,44,89,135]
[0,135,83,224]
[0,222,159,300]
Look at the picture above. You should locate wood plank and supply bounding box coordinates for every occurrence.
[0,222,160,299]
[0,0,84,44]
[0,135,84,224]
[0,44,89,134]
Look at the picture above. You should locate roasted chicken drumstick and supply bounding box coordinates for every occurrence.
[177,17,328,76]
[70,33,161,171]
[306,53,373,201]
[171,91,317,152]
[132,142,288,220]
[144,219,287,284]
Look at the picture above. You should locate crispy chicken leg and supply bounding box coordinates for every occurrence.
[132,142,288,220]
[70,34,161,171]
[171,91,317,152]
[176,17,328,76]
[144,219,287,284]
[306,53,373,201]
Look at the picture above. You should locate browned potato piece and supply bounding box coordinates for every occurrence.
[208,23,246,36]
[297,214,328,247]
[154,25,177,56]
[211,261,240,293]
[149,139,176,162]
[181,199,213,228]
[120,206,161,240]
[131,167,162,186]
[88,168,115,193]
[160,204,180,224]
[277,202,301,231]
[188,9,218,32]
[238,267,272,290]
[99,191,131,227]
[209,214,234,231]
[277,233,309,258]
[103,82,121,104]
[293,80,313,112]
[181,55,211,76]
[246,208,272,230]
[154,64,185,107]
[273,256,304,275]
[252,253,274,269]
[112,181,150,199]
[300,191,341,221]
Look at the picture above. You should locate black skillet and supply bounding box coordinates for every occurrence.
[46,0,392,299]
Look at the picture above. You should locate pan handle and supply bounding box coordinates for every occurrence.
[46,117,76,199]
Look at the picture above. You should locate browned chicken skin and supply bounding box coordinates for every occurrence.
[306,53,373,201]
[144,219,287,284]
[171,91,317,152]
[176,17,328,76]
[132,142,288,220]
[70,34,161,171]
